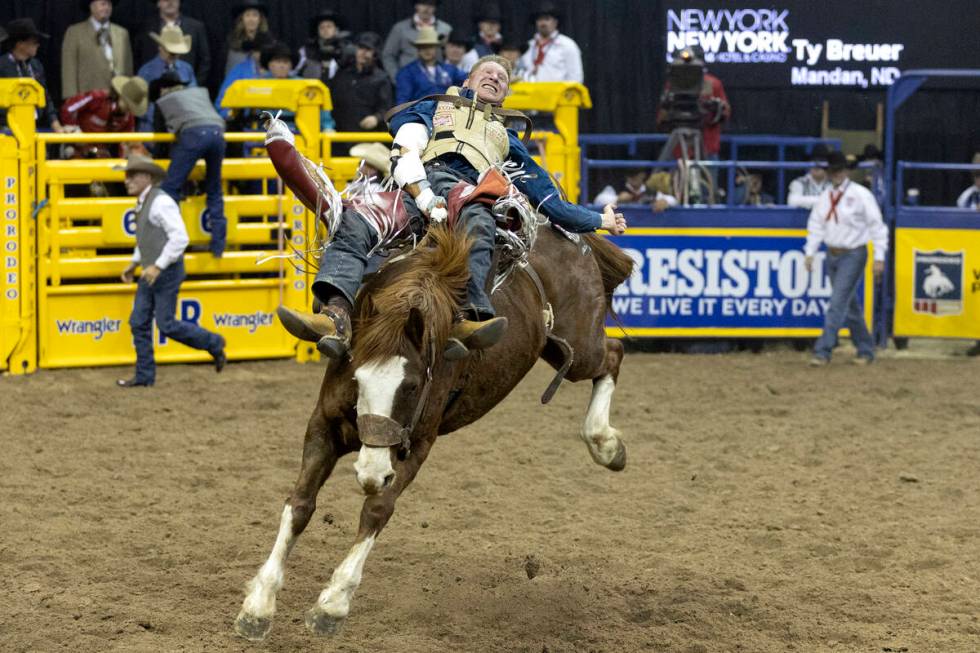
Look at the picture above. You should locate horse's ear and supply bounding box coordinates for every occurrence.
[405,307,426,350]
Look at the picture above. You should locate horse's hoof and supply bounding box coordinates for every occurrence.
[234,611,273,641]
[305,607,346,636]
[605,440,627,472]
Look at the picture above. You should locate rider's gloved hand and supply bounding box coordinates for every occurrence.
[416,186,448,223]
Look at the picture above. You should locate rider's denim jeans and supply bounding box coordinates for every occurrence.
[161,125,227,257]
[313,167,498,318]
[128,259,223,383]
[813,246,876,361]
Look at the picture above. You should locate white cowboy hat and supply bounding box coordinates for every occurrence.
[111,75,149,117]
[350,142,391,177]
[412,26,442,47]
[150,24,192,55]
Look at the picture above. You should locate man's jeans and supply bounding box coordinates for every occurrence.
[162,125,226,256]
[312,167,498,318]
[129,259,223,383]
[813,247,876,361]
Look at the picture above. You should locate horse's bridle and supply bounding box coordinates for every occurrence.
[355,337,436,460]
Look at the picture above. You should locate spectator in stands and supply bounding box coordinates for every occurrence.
[382,0,452,80]
[223,0,271,77]
[151,73,227,257]
[394,27,465,105]
[956,152,980,210]
[593,170,677,212]
[0,19,65,132]
[137,24,197,131]
[258,43,303,130]
[519,2,583,83]
[804,151,887,366]
[295,9,353,83]
[60,75,148,158]
[497,41,527,81]
[733,170,774,206]
[460,5,503,71]
[62,0,133,99]
[328,32,392,135]
[788,144,832,209]
[215,30,274,119]
[443,34,470,77]
[135,0,210,84]
[349,142,392,192]
[858,144,886,205]
[115,154,226,388]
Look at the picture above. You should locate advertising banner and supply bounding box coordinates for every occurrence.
[662,0,977,89]
[894,227,980,339]
[606,228,872,337]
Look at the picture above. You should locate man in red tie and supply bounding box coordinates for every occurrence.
[519,2,583,83]
[803,150,888,366]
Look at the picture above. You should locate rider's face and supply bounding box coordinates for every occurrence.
[464,62,509,105]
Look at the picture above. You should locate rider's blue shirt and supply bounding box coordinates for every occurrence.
[389,89,602,233]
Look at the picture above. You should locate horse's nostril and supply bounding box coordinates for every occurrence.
[382,473,395,488]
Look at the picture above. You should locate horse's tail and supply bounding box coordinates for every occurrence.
[583,233,634,311]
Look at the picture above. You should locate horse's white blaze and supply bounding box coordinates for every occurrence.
[581,374,622,465]
[354,357,405,491]
[313,535,376,618]
[240,505,295,619]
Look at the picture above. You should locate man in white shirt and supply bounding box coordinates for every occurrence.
[804,151,888,366]
[116,155,225,387]
[788,144,832,209]
[519,2,583,83]
[955,153,980,210]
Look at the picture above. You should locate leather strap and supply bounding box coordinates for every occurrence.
[385,93,533,143]
[357,414,409,448]
[522,263,575,404]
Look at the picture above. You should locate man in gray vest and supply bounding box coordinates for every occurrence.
[117,155,226,387]
[153,73,227,257]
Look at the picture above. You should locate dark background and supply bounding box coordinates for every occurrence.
[3,0,979,203]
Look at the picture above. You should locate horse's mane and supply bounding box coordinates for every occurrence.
[353,226,471,364]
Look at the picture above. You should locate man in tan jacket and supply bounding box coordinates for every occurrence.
[62,0,133,99]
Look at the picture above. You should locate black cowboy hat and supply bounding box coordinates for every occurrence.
[310,9,347,35]
[5,18,50,44]
[810,143,830,163]
[260,42,296,69]
[476,4,503,23]
[826,150,849,173]
[859,144,883,162]
[531,1,562,22]
[445,32,471,48]
[232,0,268,18]
[354,31,382,53]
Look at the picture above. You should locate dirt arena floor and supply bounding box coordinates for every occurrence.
[2,343,979,652]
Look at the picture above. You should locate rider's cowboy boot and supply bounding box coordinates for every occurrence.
[276,305,352,359]
[444,315,508,361]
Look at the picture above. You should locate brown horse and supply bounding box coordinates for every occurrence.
[234,223,634,641]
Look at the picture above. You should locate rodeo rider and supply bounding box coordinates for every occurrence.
[277,54,628,360]
[116,155,226,387]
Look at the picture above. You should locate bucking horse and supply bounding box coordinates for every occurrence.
[233,119,635,641]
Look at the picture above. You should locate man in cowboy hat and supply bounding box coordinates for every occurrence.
[788,144,833,209]
[295,9,354,82]
[460,4,504,71]
[382,0,453,80]
[275,54,626,360]
[60,75,148,158]
[520,1,583,83]
[136,0,211,83]
[137,24,198,131]
[116,154,226,387]
[394,26,465,104]
[0,18,65,132]
[804,150,888,367]
[62,0,133,99]
[328,32,392,136]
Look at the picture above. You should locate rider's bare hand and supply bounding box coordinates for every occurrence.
[601,203,627,235]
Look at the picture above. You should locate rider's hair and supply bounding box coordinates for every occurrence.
[469,55,512,83]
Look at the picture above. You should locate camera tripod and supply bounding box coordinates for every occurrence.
[657,126,716,205]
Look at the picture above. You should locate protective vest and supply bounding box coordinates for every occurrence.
[135,187,168,269]
[421,87,510,173]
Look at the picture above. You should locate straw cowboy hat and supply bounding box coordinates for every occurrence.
[150,24,192,55]
[111,75,149,117]
[412,26,442,47]
[350,142,392,177]
[113,154,167,179]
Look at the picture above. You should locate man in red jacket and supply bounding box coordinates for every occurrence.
[59,75,149,158]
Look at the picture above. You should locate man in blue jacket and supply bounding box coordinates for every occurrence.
[278,55,626,359]
[394,26,465,105]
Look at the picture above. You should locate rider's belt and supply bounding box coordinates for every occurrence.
[827,246,862,255]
